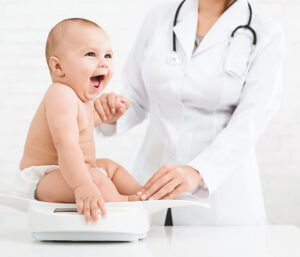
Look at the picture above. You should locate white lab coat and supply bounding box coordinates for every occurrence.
[97,0,284,225]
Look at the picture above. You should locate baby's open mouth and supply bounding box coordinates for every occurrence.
[90,75,105,89]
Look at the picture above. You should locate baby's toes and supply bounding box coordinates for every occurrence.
[128,195,140,201]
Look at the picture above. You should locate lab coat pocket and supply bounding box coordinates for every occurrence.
[224,29,254,82]
[221,68,246,106]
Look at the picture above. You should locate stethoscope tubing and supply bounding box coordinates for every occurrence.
[172,0,186,52]
[172,0,257,52]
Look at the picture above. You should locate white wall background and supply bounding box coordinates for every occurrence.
[0,0,299,227]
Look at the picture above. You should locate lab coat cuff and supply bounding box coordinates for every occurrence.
[188,158,219,198]
[191,180,209,199]
[115,106,144,135]
[185,165,209,199]
[96,123,117,137]
[95,109,137,137]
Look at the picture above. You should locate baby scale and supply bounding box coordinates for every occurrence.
[0,193,209,242]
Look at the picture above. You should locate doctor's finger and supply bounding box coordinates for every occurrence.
[144,165,172,190]
[110,107,126,122]
[119,96,131,109]
[150,178,181,200]
[144,173,174,199]
[116,105,126,117]
[107,93,116,115]
[163,184,185,200]
[94,98,107,121]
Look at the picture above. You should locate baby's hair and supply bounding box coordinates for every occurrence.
[45,18,102,69]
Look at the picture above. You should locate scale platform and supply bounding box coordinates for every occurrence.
[0,193,209,241]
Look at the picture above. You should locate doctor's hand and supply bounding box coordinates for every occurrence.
[94,93,130,124]
[138,165,203,201]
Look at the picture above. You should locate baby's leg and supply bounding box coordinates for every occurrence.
[35,167,127,203]
[96,159,143,196]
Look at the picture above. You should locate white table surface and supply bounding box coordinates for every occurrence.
[1,207,300,257]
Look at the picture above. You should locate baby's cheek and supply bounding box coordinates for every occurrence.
[106,70,113,84]
[109,66,114,77]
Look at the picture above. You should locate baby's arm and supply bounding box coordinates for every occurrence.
[45,84,105,222]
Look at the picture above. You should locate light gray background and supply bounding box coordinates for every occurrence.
[0,0,299,227]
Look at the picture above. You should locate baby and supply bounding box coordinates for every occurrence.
[16,18,142,223]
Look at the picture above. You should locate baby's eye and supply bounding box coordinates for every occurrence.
[85,52,96,57]
[105,53,112,59]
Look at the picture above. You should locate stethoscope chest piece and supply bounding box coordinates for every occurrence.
[166,51,183,65]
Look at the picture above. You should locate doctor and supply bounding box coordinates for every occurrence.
[95,0,283,225]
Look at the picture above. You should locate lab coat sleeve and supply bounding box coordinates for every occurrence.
[188,27,284,197]
[96,12,152,137]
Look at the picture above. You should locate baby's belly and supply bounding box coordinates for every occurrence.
[20,144,58,170]
[21,144,96,170]
[20,136,96,170]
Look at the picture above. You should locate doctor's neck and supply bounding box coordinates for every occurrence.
[198,0,236,16]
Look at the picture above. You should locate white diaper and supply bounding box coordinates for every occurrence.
[14,165,107,200]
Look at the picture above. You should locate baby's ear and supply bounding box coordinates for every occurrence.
[49,56,65,77]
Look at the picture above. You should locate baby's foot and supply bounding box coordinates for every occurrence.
[128,194,141,201]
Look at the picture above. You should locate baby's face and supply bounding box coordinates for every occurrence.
[58,25,113,102]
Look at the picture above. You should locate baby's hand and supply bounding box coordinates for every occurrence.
[74,183,106,224]
[94,93,130,124]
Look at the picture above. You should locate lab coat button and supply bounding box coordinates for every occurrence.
[170,154,176,161]
[176,104,182,111]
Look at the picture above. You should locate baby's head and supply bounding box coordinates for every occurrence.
[46,18,113,102]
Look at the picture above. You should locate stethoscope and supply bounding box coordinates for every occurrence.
[167,0,257,67]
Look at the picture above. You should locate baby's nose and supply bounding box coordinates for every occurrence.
[99,61,108,68]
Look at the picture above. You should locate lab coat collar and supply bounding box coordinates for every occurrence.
[173,0,250,58]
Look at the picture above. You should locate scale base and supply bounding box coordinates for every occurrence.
[32,232,147,242]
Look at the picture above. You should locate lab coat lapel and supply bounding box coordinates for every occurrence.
[173,0,198,60]
[173,0,250,58]
[194,0,250,56]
